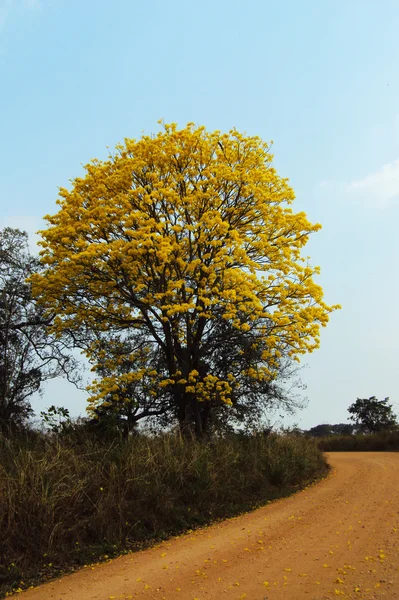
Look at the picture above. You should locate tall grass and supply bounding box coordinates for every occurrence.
[317,430,399,452]
[0,431,328,597]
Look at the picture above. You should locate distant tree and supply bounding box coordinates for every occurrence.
[0,228,80,432]
[348,397,398,434]
[307,423,354,437]
[307,424,333,437]
[330,423,354,436]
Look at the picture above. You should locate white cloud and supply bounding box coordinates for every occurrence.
[319,158,399,211]
[348,159,399,208]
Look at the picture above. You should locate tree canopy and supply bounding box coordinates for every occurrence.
[32,123,339,436]
[348,397,398,434]
[0,228,79,431]
[306,423,354,437]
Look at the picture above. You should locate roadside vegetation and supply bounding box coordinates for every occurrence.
[0,428,328,597]
[316,430,399,452]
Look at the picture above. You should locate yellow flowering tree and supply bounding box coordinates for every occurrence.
[32,123,339,437]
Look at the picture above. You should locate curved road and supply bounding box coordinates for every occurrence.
[20,453,399,599]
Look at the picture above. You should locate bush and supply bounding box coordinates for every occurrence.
[0,430,328,597]
[317,430,399,452]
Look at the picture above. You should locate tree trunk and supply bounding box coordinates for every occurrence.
[200,402,212,439]
[192,399,203,439]
[177,393,210,440]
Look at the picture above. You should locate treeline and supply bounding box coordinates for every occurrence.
[316,430,399,452]
[298,396,398,438]
[305,423,355,437]
[296,397,399,452]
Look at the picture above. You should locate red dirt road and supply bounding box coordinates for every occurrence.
[19,453,399,599]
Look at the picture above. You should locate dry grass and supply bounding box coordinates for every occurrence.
[0,430,328,597]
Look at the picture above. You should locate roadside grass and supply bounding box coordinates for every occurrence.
[0,430,329,598]
[316,430,399,451]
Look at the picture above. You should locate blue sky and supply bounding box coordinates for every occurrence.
[1,0,399,429]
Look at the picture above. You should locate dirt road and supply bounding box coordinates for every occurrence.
[20,453,399,599]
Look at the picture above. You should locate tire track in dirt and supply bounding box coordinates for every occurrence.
[19,453,399,599]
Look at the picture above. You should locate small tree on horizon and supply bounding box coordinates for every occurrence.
[348,396,398,434]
